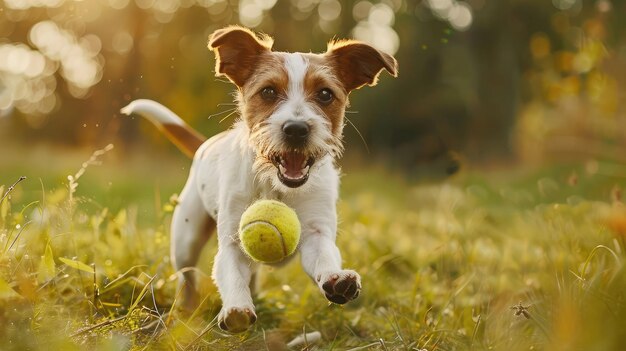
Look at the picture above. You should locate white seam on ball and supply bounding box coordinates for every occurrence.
[240,220,287,257]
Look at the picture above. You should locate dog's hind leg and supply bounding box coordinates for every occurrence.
[171,172,215,311]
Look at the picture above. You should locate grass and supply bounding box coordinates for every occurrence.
[1,146,626,350]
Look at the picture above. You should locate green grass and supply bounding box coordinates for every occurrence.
[1,147,626,350]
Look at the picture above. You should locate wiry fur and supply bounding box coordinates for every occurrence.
[123,26,397,333]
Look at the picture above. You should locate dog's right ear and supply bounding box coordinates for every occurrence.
[208,26,273,87]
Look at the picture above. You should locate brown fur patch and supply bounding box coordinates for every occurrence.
[208,28,397,141]
[302,54,347,136]
[208,26,274,87]
[239,53,289,129]
[161,123,206,158]
[238,51,348,137]
[326,40,398,92]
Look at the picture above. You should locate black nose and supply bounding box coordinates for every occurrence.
[282,121,309,145]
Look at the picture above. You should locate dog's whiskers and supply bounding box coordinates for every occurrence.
[208,107,238,120]
[218,109,240,124]
[344,115,369,154]
[214,77,232,85]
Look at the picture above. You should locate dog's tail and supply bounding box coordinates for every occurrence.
[121,99,207,158]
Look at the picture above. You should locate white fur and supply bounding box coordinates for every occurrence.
[249,53,337,191]
[127,53,360,332]
[121,99,184,126]
[284,53,308,99]
[170,120,353,329]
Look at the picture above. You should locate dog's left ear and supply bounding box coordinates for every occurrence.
[208,26,274,87]
[326,40,398,92]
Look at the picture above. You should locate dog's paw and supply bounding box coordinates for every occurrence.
[218,306,257,333]
[316,270,361,304]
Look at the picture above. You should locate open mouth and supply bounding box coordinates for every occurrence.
[272,151,315,188]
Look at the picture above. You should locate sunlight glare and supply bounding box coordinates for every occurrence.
[368,3,394,27]
[428,0,453,19]
[352,1,372,21]
[112,32,134,55]
[448,2,472,31]
[240,0,264,27]
[318,0,341,22]
[4,0,64,10]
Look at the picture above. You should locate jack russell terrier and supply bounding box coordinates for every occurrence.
[121,25,397,333]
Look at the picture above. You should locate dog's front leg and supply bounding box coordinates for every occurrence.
[212,210,257,333]
[299,225,361,305]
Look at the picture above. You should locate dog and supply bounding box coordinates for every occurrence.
[121,26,397,333]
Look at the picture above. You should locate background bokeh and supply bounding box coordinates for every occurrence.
[2,2,626,350]
[1,0,624,177]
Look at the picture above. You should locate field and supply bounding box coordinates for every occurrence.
[1,145,625,351]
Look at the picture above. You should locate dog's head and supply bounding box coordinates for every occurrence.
[208,26,397,189]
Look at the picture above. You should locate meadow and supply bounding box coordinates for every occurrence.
[1,144,625,350]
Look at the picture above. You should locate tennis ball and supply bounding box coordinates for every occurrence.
[239,200,301,263]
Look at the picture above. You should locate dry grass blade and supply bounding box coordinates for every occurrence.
[128,275,156,314]
[182,315,220,351]
[71,314,128,338]
[5,220,32,253]
[102,265,149,292]
[0,176,26,205]
[67,144,114,205]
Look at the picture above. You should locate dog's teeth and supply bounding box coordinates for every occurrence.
[301,159,307,168]
[279,163,286,174]
[302,165,309,174]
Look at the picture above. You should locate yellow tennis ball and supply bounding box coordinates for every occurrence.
[239,200,301,263]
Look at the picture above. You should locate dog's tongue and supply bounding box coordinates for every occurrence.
[282,152,307,178]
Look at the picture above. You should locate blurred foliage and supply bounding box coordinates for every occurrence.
[0,0,624,171]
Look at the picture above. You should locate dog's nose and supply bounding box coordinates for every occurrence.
[282,121,309,145]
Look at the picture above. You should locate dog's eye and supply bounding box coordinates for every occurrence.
[260,87,277,101]
[316,88,333,105]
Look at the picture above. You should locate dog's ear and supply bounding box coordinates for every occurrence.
[208,26,274,87]
[326,40,398,92]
